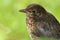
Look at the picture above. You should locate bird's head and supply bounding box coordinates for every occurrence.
[19,4,46,16]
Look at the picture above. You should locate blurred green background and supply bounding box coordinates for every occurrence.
[0,0,60,40]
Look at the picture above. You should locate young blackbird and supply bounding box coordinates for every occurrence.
[19,4,60,40]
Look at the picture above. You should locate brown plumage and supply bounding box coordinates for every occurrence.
[19,4,60,40]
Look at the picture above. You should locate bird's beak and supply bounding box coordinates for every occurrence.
[19,9,27,13]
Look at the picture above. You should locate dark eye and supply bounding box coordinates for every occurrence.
[32,10,35,13]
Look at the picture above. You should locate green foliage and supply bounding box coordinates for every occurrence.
[0,0,60,40]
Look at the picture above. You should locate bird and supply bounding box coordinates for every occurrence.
[19,4,60,40]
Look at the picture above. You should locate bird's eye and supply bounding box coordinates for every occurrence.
[32,10,35,13]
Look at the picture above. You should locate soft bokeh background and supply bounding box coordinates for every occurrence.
[0,0,60,40]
